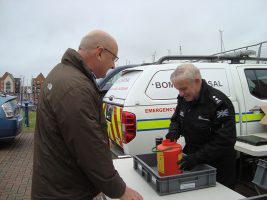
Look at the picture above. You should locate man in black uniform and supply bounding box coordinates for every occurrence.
[166,63,236,189]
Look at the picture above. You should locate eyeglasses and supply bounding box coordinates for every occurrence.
[103,47,119,62]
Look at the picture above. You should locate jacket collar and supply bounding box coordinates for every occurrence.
[196,79,208,104]
[61,48,99,90]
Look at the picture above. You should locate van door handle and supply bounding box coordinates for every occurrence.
[249,106,261,112]
[109,95,114,101]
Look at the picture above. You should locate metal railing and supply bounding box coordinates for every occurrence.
[212,41,267,64]
[156,41,267,64]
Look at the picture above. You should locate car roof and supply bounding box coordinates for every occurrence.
[0,93,16,105]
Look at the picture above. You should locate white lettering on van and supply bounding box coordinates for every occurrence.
[145,107,176,113]
[207,81,223,87]
[154,82,174,88]
[111,86,128,91]
[116,77,130,83]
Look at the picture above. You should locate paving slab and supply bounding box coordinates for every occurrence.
[0,131,262,199]
[0,133,33,200]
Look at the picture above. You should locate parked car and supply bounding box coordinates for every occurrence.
[0,93,23,141]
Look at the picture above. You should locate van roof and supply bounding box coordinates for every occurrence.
[122,62,231,73]
[123,59,267,74]
[156,52,267,64]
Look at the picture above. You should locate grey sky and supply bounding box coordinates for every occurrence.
[0,0,266,81]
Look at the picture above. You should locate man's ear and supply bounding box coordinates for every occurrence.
[195,78,201,84]
[96,47,103,61]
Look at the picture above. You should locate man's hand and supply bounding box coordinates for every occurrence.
[165,131,179,141]
[120,186,143,200]
[178,155,198,171]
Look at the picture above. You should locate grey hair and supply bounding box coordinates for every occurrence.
[170,64,201,83]
[78,30,114,50]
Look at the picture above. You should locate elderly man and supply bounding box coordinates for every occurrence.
[166,63,236,189]
[32,30,142,200]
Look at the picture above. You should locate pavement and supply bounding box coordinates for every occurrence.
[0,133,33,200]
[0,132,263,200]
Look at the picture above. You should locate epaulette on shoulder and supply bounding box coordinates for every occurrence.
[209,92,223,105]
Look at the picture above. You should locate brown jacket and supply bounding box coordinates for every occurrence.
[32,48,126,199]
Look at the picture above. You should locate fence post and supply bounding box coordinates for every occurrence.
[24,102,29,127]
[257,43,263,64]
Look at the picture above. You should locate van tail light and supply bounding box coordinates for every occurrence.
[122,111,136,144]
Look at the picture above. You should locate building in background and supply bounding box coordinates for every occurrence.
[14,78,21,94]
[0,72,16,94]
[32,73,45,105]
[1,72,46,105]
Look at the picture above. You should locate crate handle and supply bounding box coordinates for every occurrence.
[180,176,198,184]
[151,146,173,153]
[142,167,151,182]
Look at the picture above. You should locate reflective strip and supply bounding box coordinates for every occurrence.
[104,103,264,133]
[115,107,123,145]
[102,103,106,116]
[236,112,264,123]
[107,121,115,141]
[137,113,264,132]
[235,114,239,122]
[242,112,264,122]
[103,103,115,141]
[107,122,114,140]
[112,106,123,146]
[137,118,171,132]
[103,103,123,147]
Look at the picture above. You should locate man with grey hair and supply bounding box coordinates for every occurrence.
[166,63,236,189]
[32,30,143,200]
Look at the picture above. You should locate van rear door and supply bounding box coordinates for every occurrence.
[103,70,142,149]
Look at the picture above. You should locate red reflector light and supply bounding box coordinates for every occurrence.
[122,111,136,144]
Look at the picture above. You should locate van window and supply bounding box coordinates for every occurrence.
[245,69,267,99]
[145,68,230,100]
[102,71,123,91]
[146,70,177,100]
[106,70,142,100]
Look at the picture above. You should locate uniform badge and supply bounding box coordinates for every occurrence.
[212,95,221,104]
[198,116,210,121]
[179,111,184,117]
[217,109,229,118]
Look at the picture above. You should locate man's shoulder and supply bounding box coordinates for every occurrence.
[206,86,231,106]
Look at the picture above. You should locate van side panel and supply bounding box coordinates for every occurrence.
[122,105,177,155]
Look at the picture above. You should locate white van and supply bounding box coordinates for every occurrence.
[103,53,267,156]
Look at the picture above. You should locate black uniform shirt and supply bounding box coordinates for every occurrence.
[169,80,236,163]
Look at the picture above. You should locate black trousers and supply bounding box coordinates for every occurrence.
[210,153,236,189]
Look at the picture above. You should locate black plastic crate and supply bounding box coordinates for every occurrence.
[133,153,216,195]
[252,159,267,190]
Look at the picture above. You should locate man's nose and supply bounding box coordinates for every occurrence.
[179,91,184,97]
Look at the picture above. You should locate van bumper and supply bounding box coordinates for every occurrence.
[110,140,129,157]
